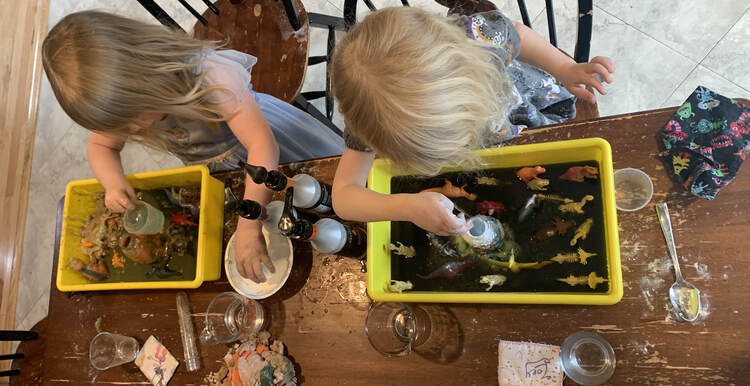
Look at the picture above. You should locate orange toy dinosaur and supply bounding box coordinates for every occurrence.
[516,166,546,182]
[421,179,478,200]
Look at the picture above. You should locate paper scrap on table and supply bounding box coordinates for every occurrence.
[135,335,179,386]
[498,340,562,386]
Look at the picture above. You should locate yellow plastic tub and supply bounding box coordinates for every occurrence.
[367,138,622,305]
[56,165,224,292]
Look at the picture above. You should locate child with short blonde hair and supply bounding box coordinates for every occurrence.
[331,7,614,235]
[43,11,344,283]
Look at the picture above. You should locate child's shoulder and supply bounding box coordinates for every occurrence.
[459,10,520,62]
[200,50,259,106]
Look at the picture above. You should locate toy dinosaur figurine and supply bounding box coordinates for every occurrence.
[170,211,198,227]
[554,218,576,235]
[560,166,599,182]
[516,166,546,182]
[537,193,573,203]
[533,218,577,242]
[570,218,594,246]
[418,258,475,279]
[69,257,109,281]
[550,252,579,264]
[421,179,478,200]
[559,195,594,214]
[532,225,557,242]
[577,247,597,264]
[481,249,552,274]
[476,176,500,185]
[479,274,507,291]
[549,247,597,264]
[426,232,460,259]
[557,272,607,289]
[476,200,505,216]
[526,178,550,191]
[389,242,416,258]
[388,280,413,293]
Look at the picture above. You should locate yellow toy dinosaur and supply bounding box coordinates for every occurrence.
[559,195,594,214]
[557,272,608,289]
[570,218,594,246]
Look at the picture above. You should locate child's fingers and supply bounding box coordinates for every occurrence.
[591,56,615,75]
[251,260,266,283]
[440,211,471,235]
[568,85,596,104]
[260,252,276,274]
[585,63,613,85]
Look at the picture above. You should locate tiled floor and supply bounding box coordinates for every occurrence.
[14,0,750,332]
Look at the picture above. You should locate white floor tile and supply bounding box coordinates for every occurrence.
[597,0,750,62]
[661,65,750,108]
[531,2,696,116]
[703,10,750,92]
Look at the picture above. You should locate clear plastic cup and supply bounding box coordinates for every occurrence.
[123,200,165,235]
[614,168,654,212]
[199,292,265,344]
[89,332,139,370]
[559,331,616,385]
[364,302,430,357]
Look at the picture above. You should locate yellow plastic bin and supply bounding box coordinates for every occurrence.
[366,138,623,305]
[56,165,224,292]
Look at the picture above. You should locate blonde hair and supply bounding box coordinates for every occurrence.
[42,10,232,151]
[332,7,514,176]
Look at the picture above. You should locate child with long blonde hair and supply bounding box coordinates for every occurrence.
[43,11,344,283]
[331,7,614,235]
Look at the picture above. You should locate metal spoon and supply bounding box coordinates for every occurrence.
[655,203,701,322]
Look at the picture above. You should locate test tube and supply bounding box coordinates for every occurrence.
[176,291,200,372]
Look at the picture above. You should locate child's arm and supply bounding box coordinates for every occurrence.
[513,21,615,103]
[224,91,280,284]
[332,149,472,236]
[88,133,137,212]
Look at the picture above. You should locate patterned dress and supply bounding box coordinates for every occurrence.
[344,10,576,152]
[152,49,344,172]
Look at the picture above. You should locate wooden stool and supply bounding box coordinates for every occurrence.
[193,0,310,104]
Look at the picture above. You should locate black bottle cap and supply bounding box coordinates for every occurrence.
[234,200,263,220]
[278,187,314,239]
[238,161,268,184]
[265,170,288,191]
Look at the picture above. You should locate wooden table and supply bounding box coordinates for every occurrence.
[13,106,750,385]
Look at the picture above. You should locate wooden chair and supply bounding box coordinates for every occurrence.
[136,0,345,136]
[343,0,599,121]
[0,330,38,378]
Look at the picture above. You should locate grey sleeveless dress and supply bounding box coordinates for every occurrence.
[152,49,344,172]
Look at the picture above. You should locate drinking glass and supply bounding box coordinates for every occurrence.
[89,332,139,370]
[123,200,165,235]
[200,292,265,344]
[364,302,430,357]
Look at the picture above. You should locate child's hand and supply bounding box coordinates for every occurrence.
[235,219,275,283]
[104,182,137,212]
[557,56,615,104]
[405,192,473,236]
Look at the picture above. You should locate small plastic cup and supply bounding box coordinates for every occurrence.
[613,168,653,212]
[123,200,165,235]
[559,331,616,385]
[199,292,265,345]
[89,332,139,370]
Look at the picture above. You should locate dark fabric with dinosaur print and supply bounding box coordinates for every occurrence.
[658,86,750,200]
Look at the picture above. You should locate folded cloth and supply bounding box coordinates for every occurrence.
[658,86,750,199]
[498,340,562,386]
[135,336,179,386]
